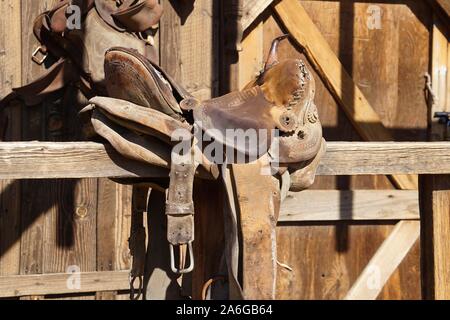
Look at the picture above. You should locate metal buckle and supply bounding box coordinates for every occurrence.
[32,46,48,65]
[129,275,143,300]
[169,242,194,274]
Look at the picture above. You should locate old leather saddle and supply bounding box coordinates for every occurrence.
[0,0,161,109]
[84,35,326,299]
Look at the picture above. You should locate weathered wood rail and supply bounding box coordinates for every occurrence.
[0,141,449,300]
[0,141,450,179]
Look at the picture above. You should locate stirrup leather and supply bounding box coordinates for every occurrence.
[166,139,198,274]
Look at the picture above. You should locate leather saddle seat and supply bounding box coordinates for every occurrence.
[191,58,320,160]
[99,39,322,164]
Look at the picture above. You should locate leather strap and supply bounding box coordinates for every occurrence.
[166,138,198,274]
[12,59,79,106]
[129,185,149,300]
[113,0,163,32]
[95,0,162,32]
[221,165,245,300]
[0,113,7,142]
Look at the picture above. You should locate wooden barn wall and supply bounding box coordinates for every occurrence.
[237,0,435,299]
[0,0,219,300]
[242,0,430,299]
[0,0,436,300]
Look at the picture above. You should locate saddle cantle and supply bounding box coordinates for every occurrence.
[103,47,190,118]
[84,35,326,299]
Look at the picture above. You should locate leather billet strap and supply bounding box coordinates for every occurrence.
[12,59,80,106]
[129,185,149,300]
[166,137,199,274]
[0,113,7,142]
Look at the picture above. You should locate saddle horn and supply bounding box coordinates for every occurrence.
[264,34,289,71]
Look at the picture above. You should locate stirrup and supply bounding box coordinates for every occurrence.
[169,242,194,274]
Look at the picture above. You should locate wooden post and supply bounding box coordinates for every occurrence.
[419,16,450,300]
[419,175,450,299]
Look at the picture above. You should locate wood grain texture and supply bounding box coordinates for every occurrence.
[280,190,419,222]
[0,0,22,278]
[238,21,264,89]
[420,175,450,300]
[344,221,420,300]
[428,0,450,25]
[431,21,449,140]
[273,0,390,141]
[232,164,279,300]
[239,0,429,300]
[278,1,392,191]
[180,0,219,100]
[191,180,225,300]
[18,0,60,287]
[276,223,421,300]
[158,0,221,300]
[0,271,130,298]
[0,0,21,98]
[241,0,273,31]
[160,0,182,83]
[1,142,450,179]
[0,142,169,179]
[420,9,450,299]
[96,180,133,278]
[273,0,418,190]
[314,142,450,176]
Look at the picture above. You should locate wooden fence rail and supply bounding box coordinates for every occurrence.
[0,142,450,179]
[1,140,449,299]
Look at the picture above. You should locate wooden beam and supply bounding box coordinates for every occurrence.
[428,0,450,26]
[430,20,449,141]
[420,175,450,299]
[241,0,273,31]
[0,271,130,298]
[344,221,420,300]
[435,0,450,17]
[0,0,22,278]
[1,142,450,180]
[419,10,450,299]
[314,142,450,176]
[238,20,264,89]
[280,190,419,222]
[273,0,417,190]
[0,142,169,179]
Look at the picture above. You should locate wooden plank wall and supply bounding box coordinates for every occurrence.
[239,0,435,299]
[0,0,438,300]
[243,0,430,299]
[0,0,219,300]
[0,0,133,300]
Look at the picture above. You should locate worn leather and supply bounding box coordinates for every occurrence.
[13,59,79,106]
[1,0,160,108]
[194,86,277,157]
[85,35,326,300]
[112,0,163,32]
[104,47,186,117]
